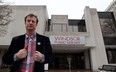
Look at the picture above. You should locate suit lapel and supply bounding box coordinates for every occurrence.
[19,34,25,49]
[36,34,44,53]
[36,34,42,50]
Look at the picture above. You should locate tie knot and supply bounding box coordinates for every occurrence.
[25,34,36,41]
[29,36,34,41]
[26,36,32,41]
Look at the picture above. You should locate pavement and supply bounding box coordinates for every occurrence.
[45,70,98,72]
[0,69,98,72]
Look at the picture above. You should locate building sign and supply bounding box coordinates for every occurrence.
[50,36,85,44]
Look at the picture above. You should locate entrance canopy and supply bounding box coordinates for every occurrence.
[52,44,90,53]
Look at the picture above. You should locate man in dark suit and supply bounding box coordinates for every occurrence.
[2,14,53,72]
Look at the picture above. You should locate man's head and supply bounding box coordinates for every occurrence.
[25,14,39,33]
[25,14,39,24]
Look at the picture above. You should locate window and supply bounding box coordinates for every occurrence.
[52,24,67,32]
[68,19,86,32]
[98,12,116,45]
[98,12,116,36]
[106,49,116,63]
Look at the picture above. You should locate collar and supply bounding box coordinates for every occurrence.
[25,32,36,39]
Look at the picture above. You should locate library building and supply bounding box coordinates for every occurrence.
[0,1,116,71]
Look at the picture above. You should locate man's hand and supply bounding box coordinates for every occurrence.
[16,49,27,59]
[34,51,42,62]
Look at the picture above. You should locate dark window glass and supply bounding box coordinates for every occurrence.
[106,49,116,63]
[69,19,86,32]
[98,12,116,45]
[98,12,114,19]
[98,12,116,63]
[45,19,51,31]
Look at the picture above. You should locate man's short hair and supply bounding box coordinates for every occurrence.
[25,13,39,24]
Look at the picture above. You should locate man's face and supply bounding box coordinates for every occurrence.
[25,16,37,32]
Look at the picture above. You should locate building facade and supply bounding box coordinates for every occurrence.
[0,4,116,71]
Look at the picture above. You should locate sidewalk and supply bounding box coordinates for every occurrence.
[0,69,98,72]
[45,70,98,72]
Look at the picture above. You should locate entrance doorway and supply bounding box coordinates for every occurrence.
[49,52,86,70]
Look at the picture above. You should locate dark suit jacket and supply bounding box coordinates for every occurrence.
[2,33,53,72]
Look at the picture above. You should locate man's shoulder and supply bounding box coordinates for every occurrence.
[12,34,25,40]
[36,33,48,38]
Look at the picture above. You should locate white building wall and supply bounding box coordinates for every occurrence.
[84,7,96,47]
[105,0,116,11]
[84,6,108,71]
[0,5,48,46]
